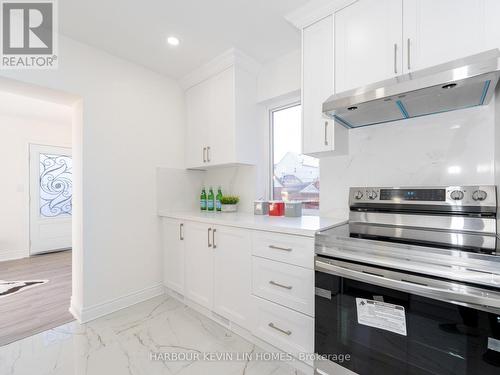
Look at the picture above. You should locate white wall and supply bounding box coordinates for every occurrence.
[320,103,496,218]
[0,35,185,320]
[0,92,72,261]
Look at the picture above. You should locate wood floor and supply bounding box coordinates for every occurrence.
[0,250,73,346]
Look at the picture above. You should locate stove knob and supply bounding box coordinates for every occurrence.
[354,191,363,200]
[450,190,464,201]
[367,190,378,200]
[472,189,487,201]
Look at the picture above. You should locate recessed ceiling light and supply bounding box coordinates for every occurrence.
[167,36,180,46]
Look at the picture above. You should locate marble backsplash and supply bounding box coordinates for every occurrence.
[320,102,496,218]
[156,165,262,214]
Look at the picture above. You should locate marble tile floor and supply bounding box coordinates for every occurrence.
[0,295,308,375]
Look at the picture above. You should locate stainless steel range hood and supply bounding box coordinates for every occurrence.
[323,49,500,128]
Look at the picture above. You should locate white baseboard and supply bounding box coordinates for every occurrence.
[69,296,83,322]
[77,283,164,323]
[0,249,28,262]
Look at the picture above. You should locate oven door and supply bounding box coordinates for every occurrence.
[315,257,500,375]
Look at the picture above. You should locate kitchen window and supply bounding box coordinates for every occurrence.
[270,103,319,210]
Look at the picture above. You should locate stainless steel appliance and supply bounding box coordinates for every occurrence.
[323,49,500,128]
[314,185,500,375]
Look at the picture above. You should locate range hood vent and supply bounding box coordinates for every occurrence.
[323,49,500,129]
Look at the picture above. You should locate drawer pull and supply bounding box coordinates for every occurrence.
[269,245,292,252]
[269,280,292,290]
[268,322,292,336]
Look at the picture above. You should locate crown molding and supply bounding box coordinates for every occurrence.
[285,0,358,29]
[179,48,262,90]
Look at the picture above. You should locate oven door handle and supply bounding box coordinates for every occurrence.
[315,258,500,313]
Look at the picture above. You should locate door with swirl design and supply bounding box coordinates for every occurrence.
[29,144,72,255]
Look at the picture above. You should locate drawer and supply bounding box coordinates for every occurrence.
[251,231,314,268]
[252,256,314,316]
[251,296,313,356]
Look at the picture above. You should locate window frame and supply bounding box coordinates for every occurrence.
[268,100,319,214]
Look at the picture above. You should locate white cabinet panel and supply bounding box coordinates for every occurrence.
[185,79,211,169]
[302,15,334,155]
[251,231,314,269]
[335,0,403,93]
[403,0,487,72]
[252,296,314,356]
[213,226,252,329]
[252,256,314,316]
[184,222,213,308]
[163,218,185,294]
[209,68,235,166]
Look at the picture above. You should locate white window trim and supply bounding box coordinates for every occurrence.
[268,99,319,215]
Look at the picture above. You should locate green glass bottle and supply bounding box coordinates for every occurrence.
[216,187,223,212]
[207,187,215,211]
[200,187,207,211]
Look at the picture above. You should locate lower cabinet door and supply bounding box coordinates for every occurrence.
[184,222,214,308]
[163,218,185,294]
[213,226,252,329]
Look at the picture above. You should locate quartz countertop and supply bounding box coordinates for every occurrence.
[158,210,347,237]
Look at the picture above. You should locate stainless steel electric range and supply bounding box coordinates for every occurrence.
[314,186,500,375]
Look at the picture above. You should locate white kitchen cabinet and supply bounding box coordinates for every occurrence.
[213,226,252,329]
[335,0,403,93]
[184,54,258,169]
[184,222,214,308]
[403,0,487,73]
[302,15,333,155]
[302,15,348,156]
[162,218,185,294]
[185,78,211,169]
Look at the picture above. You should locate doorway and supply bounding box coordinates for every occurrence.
[29,144,72,255]
[0,82,81,346]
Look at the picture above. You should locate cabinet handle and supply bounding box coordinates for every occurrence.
[207,146,211,162]
[393,43,398,74]
[203,147,207,163]
[268,322,292,336]
[179,223,184,241]
[407,38,411,71]
[269,280,292,290]
[324,121,328,146]
[268,245,292,252]
[212,228,217,249]
[208,228,212,247]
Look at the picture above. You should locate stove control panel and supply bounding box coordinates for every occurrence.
[349,186,496,208]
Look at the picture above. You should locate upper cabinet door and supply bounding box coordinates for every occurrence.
[335,0,403,93]
[208,67,235,166]
[302,15,335,155]
[185,79,211,169]
[403,0,486,72]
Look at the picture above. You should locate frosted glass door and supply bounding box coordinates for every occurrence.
[29,144,72,255]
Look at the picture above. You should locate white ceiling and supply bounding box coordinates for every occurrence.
[59,0,309,79]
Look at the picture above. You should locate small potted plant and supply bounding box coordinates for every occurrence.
[220,196,240,212]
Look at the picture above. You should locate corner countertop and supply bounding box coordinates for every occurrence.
[158,210,347,237]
